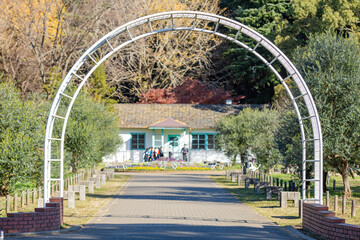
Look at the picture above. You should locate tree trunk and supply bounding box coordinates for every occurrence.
[72,154,78,173]
[0,182,9,196]
[1,175,11,196]
[341,160,351,197]
[232,154,237,165]
[323,171,328,192]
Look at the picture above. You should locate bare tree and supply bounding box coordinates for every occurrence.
[100,0,224,101]
[0,0,223,102]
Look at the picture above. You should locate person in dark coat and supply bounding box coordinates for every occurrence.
[144,148,149,162]
[181,144,189,161]
[159,147,164,158]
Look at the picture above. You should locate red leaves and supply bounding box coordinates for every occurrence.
[139,78,244,104]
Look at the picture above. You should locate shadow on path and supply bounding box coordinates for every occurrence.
[9,223,293,240]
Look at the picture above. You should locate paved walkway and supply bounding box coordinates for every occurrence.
[10,173,296,239]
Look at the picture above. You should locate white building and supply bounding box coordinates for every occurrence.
[104,104,263,163]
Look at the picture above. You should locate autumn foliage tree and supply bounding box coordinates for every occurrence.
[0,0,223,102]
[107,0,223,102]
[138,78,241,104]
[0,0,121,97]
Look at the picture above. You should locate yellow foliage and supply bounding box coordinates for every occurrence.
[145,0,221,31]
[292,0,360,40]
[273,79,296,99]
[0,0,65,45]
[146,0,220,14]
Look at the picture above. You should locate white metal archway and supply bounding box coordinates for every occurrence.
[44,11,323,205]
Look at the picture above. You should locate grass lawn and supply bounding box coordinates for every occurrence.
[322,174,360,225]
[0,195,43,218]
[267,172,360,225]
[270,173,299,182]
[212,173,360,228]
[211,175,302,228]
[0,174,129,227]
[62,174,129,228]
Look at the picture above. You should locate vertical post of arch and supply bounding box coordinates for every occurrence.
[44,11,323,205]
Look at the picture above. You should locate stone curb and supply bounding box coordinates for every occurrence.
[281,225,316,240]
[4,225,82,237]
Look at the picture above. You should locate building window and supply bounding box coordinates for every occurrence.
[207,134,215,149]
[131,133,145,150]
[191,134,216,150]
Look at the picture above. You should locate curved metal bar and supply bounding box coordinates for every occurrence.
[44,11,323,205]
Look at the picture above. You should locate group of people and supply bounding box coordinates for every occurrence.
[143,147,164,162]
[143,144,190,162]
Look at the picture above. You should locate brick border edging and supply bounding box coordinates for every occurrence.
[303,203,360,239]
[0,197,63,234]
[4,225,82,237]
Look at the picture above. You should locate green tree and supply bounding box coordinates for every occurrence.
[280,0,360,49]
[221,0,292,41]
[219,0,292,103]
[87,62,116,103]
[222,0,360,53]
[0,81,46,195]
[216,107,281,172]
[215,111,251,163]
[219,0,360,104]
[293,32,360,196]
[65,93,122,173]
[275,110,302,172]
[0,80,121,195]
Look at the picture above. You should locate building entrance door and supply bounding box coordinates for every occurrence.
[168,135,180,159]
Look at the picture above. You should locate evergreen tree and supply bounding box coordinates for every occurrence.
[219,0,360,103]
[293,32,360,196]
[219,0,293,103]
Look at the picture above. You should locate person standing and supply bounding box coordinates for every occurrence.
[148,147,153,161]
[159,147,164,158]
[153,148,158,160]
[144,148,149,162]
[181,144,189,161]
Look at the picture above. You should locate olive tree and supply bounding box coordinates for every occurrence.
[0,81,46,195]
[65,93,122,173]
[216,107,281,172]
[293,32,360,196]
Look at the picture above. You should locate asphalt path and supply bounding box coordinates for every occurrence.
[7,173,296,240]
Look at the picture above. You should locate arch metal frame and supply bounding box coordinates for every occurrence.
[44,11,323,205]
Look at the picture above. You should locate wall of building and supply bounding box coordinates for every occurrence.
[189,150,229,163]
[103,128,230,163]
[303,203,360,239]
[104,149,230,163]
[0,198,63,234]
